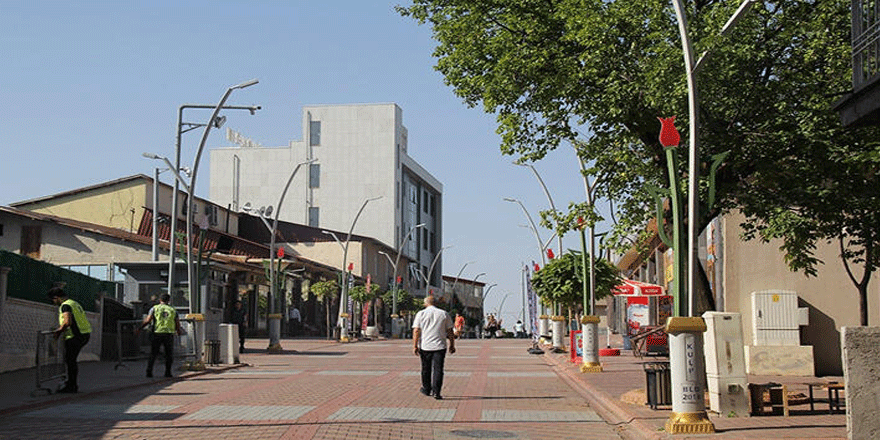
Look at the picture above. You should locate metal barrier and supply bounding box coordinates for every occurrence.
[643,361,672,409]
[114,317,197,369]
[33,330,66,396]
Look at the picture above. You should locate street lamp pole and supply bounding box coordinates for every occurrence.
[504,197,549,315]
[167,103,260,310]
[449,261,475,312]
[391,223,426,319]
[243,159,315,351]
[325,196,382,342]
[185,79,259,315]
[425,245,451,294]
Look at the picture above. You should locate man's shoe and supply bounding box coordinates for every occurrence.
[146,371,153,378]
[164,372,173,378]
[420,387,431,396]
[433,394,443,400]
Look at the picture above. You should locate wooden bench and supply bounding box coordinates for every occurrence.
[805,381,845,414]
[748,382,789,416]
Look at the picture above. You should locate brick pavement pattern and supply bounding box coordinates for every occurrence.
[0,338,625,440]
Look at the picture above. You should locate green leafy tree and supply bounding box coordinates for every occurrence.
[399,0,880,319]
[531,251,621,312]
[310,280,338,339]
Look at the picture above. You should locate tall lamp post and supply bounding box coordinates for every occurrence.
[166,103,260,307]
[662,1,756,434]
[323,196,382,342]
[380,223,425,337]
[449,262,475,313]
[480,283,497,338]
[185,79,259,315]
[242,158,315,351]
[425,245,451,294]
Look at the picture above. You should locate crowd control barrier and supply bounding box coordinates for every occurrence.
[33,330,66,396]
[114,317,197,369]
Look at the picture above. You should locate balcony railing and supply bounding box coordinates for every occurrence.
[853,0,880,91]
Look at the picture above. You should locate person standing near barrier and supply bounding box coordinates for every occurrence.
[230,300,247,352]
[48,286,91,393]
[138,294,181,378]
[412,295,455,400]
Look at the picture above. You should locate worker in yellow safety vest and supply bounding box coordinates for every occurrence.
[138,293,182,378]
[48,286,92,393]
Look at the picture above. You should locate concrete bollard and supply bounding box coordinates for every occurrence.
[665,317,714,434]
[551,316,566,351]
[580,316,602,373]
[268,313,283,351]
[186,314,206,370]
[538,315,550,344]
[219,323,240,364]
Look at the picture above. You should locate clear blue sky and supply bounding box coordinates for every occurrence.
[1,1,606,329]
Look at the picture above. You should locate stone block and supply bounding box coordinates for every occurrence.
[745,345,814,376]
[841,326,880,440]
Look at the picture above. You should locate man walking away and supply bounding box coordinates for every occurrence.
[48,286,91,393]
[412,295,455,400]
[138,293,181,378]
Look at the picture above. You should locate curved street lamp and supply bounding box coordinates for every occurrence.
[243,158,316,351]
[390,223,426,318]
[324,196,383,341]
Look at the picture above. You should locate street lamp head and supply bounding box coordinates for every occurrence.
[378,250,389,257]
[142,152,161,160]
[262,205,273,217]
[248,106,262,115]
[503,197,517,203]
[233,79,259,89]
[241,202,253,213]
[212,115,226,129]
[415,223,426,229]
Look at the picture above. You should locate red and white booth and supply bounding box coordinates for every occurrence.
[608,280,673,353]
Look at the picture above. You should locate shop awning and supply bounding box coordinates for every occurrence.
[612,279,664,295]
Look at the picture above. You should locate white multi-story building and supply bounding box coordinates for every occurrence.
[210,103,443,291]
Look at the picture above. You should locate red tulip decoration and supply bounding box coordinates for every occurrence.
[347,262,354,272]
[546,248,555,260]
[533,263,540,272]
[658,116,680,149]
[277,247,284,259]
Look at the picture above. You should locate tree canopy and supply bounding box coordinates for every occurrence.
[531,251,621,311]
[399,0,880,323]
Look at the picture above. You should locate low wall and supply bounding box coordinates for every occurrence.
[0,297,101,373]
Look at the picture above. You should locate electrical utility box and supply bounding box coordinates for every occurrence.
[751,290,809,346]
[703,312,749,417]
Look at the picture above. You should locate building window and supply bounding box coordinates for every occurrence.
[309,163,320,188]
[21,225,41,259]
[309,121,321,146]
[422,190,428,213]
[430,194,436,217]
[0,223,4,236]
[430,232,436,253]
[422,229,428,250]
[308,207,319,227]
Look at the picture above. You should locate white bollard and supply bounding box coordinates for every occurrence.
[268,313,283,351]
[186,314,206,370]
[665,317,715,434]
[219,323,240,364]
[551,316,566,351]
[538,315,550,344]
[580,316,602,373]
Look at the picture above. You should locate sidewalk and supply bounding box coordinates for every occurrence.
[541,338,847,440]
[0,336,848,439]
[0,337,333,417]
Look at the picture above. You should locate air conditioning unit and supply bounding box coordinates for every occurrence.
[751,290,808,346]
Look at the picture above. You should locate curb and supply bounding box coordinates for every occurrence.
[543,351,664,440]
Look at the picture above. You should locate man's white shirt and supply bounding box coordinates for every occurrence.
[412,305,453,351]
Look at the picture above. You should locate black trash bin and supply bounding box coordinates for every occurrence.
[643,361,672,409]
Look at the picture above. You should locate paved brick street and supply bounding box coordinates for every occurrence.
[0,338,626,440]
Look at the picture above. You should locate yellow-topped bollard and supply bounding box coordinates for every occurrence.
[580,315,602,373]
[268,313,284,351]
[664,317,715,434]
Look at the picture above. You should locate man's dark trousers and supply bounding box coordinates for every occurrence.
[419,348,446,396]
[148,333,174,376]
[63,333,90,389]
